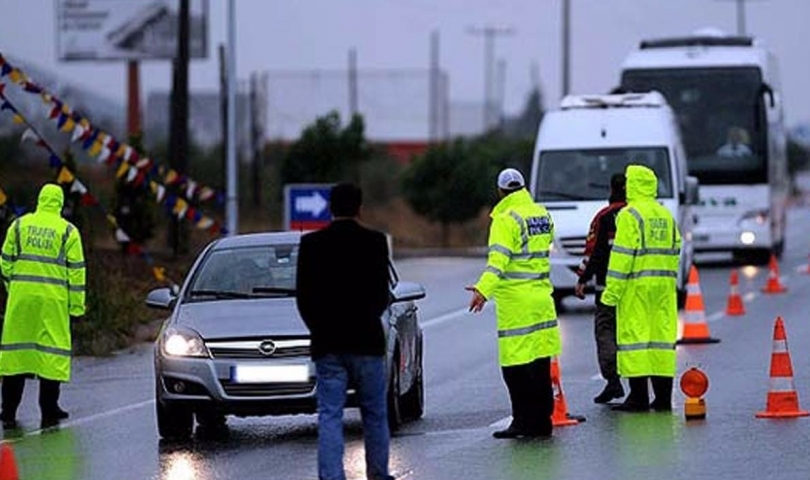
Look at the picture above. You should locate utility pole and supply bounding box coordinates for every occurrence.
[467,25,514,131]
[561,0,571,98]
[348,47,358,117]
[496,59,507,129]
[717,0,764,36]
[428,30,440,142]
[168,0,190,255]
[249,72,267,208]
[219,44,227,198]
[226,0,238,236]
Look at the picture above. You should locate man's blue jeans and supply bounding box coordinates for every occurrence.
[315,354,394,480]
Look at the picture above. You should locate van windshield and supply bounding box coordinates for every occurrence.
[534,147,673,202]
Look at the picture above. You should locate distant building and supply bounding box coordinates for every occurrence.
[145,68,488,160]
[145,89,252,157]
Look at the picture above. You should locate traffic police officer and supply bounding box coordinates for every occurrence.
[467,168,561,438]
[0,183,86,428]
[602,165,680,412]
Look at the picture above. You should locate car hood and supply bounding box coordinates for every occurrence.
[175,298,309,340]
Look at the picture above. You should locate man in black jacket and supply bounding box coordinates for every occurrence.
[575,173,626,404]
[295,182,394,480]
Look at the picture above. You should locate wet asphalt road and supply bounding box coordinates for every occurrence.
[6,205,810,480]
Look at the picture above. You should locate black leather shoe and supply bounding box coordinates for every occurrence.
[594,381,625,404]
[493,426,551,439]
[611,401,650,412]
[650,400,672,412]
[43,408,69,421]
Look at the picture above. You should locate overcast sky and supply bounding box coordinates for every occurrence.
[1,0,809,127]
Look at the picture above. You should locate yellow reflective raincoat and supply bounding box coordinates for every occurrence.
[0,184,86,382]
[601,165,680,378]
[475,188,561,367]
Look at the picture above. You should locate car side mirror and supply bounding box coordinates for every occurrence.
[683,176,700,205]
[146,287,176,310]
[391,281,427,303]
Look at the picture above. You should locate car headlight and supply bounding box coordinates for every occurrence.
[162,327,209,358]
[738,209,769,226]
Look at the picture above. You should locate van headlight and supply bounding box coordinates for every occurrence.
[738,209,768,226]
[162,327,209,358]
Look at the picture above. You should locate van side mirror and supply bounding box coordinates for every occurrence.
[760,83,775,109]
[683,176,700,205]
[146,287,176,310]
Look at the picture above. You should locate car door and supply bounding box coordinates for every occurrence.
[388,261,418,392]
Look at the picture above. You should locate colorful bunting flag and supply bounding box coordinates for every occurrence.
[56,166,75,185]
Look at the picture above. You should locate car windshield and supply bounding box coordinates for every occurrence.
[187,244,298,299]
[534,147,673,202]
[621,67,766,185]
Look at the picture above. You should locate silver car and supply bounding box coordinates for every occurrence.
[146,231,426,440]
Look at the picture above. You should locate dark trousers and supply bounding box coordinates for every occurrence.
[594,295,619,381]
[626,376,674,407]
[1,374,61,420]
[501,357,553,434]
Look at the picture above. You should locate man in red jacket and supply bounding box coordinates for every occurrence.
[575,173,627,404]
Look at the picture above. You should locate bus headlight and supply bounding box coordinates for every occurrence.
[738,209,769,226]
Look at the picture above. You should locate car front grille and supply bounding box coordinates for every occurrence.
[560,236,587,256]
[206,339,311,359]
[220,380,315,397]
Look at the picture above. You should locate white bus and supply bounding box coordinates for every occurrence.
[619,29,789,264]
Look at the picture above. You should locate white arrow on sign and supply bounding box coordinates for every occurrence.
[295,192,329,217]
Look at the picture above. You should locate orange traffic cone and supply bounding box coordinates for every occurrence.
[725,269,745,316]
[550,357,584,427]
[756,317,809,418]
[762,254,787,294]
[0,443,19,480]
[677,265,721,344]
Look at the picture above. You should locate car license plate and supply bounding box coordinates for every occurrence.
[694,234,710,242]
[231,364,309,384]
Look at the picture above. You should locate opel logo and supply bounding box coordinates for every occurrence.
[258,340,277,357]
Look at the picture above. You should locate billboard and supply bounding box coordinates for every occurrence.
[56,0,209,61]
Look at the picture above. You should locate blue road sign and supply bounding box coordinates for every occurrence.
[284,183,333,231]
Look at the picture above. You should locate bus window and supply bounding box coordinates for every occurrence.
[621,67,766,185]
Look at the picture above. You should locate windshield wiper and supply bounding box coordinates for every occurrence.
[539,190,587,200]
[188,289,254,299]
[252,287,296,296]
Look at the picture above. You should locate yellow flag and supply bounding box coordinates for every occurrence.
[8,69,21,83]
[12,114,24,125]
[60,116,76,133]
[173,198,188,217]
[0,189,7,207]
[149,181,158,194]
[88,140,102,157]
[56,167,75,185]
[165,169,179,184]
[115,161,129,179]
[153,266,166,283]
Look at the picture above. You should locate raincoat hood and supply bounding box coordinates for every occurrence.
[625,165,657,203]
[36,184,64,214]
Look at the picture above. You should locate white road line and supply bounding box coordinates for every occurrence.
[422,306,482,329]
[4,399,154,441]
[488,415,512,429]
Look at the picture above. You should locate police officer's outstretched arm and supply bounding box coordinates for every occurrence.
[601,209,639,307]
[467,215,515,313]
[65,225,86,318]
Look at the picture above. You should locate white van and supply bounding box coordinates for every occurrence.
[528,92,698,308]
